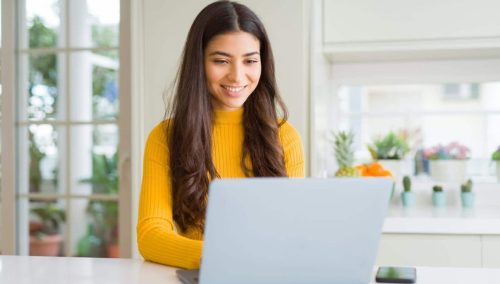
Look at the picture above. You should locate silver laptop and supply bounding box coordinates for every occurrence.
[177,177,392,284]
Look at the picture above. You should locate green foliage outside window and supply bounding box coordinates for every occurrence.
[28,14,120,257]
[30,202,66,238]
[80,151,119,256]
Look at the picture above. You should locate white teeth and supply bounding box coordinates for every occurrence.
[223,85,245,92]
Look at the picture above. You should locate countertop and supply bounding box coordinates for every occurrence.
[1,256,500,284]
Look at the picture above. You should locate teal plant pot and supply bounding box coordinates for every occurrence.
[401,191,415,207]
[461,192,475,208]
[432,192,446,207]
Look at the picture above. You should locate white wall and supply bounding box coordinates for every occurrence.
[132,0,310,257]
[141,0,309,143]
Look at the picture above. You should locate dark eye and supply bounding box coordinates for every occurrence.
[246,59,259,64]
[214,59,228,64]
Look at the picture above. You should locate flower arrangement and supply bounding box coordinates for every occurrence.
[492,146,500,161]
[423,142,470,160]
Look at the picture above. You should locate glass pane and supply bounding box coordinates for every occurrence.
[25,0,62,49]
[71,199,118,257]
[28,200,66,256]
[335,83,500,180]
[70,51,119,121]
[19,53,64,120]
[342,83,500,113]
[69,0,120,48]
[482,82,500,111]
[422,115,483,157]
[71,124,118,195]
[487,114,500,155]
[338,82,500,159]
[22,125,64,194]
[92,51,119,119]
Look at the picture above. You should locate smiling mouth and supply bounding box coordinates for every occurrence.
[222,85,247,93]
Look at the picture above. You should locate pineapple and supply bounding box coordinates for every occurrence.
[333,131,360,177]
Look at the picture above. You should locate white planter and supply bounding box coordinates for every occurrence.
[378,159,414,180]
[429,160,467,183]
[378,160,401,178]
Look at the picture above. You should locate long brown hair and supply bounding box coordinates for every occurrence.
[168,1,288,233]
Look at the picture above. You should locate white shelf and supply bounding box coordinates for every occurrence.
[384,179,500,235]
[384,216,500,235]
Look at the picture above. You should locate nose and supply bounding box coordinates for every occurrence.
[227,62,244,83]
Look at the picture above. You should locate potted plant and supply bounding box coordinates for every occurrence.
[368,131,410,178]
[431,185,446,208]
[77,223,103,257]
[400,176,415,207]
[424,142,470,183]
[460,179,474,208]
[29,202,66,256]
[104,202,119,258]
[80,151,119,257]
[492,146,500,182]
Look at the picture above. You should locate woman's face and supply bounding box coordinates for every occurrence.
[204,31,261,111]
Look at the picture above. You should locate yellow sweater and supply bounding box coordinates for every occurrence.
[137,108,304,269]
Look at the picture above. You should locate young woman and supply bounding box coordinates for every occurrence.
[137,0,304,269]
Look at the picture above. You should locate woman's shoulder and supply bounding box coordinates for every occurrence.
[278,119,301,143]
[146,119,172,144]
[278,119,298,134]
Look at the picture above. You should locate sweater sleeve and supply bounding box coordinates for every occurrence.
[137,123,203,269]
[279,121,305,177]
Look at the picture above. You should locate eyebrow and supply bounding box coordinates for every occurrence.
[208,51,260,57]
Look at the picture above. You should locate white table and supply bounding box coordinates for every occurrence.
[1,255,500,283]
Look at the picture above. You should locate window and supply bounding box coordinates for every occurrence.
[1,0,130,257]
[336,83,500,178]
[312,59,500,184]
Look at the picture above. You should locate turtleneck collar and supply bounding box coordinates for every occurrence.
[214,107,244,124]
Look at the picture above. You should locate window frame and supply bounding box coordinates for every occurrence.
[0,0,132,257]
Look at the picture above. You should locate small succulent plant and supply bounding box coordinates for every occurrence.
[461,179,473,193]
[432,185,443,193]
[402,176,411,192]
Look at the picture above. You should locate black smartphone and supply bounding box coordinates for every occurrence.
[375,266,416,283]
[176,269,200,284]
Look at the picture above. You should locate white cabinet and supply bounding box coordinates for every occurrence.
[376,189,500,268]
[322,0,500,61]
[376,234,497,268]
[323,0,500,43]
[483,236,500,268]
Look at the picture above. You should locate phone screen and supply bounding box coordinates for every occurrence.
[375,266,416,283]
